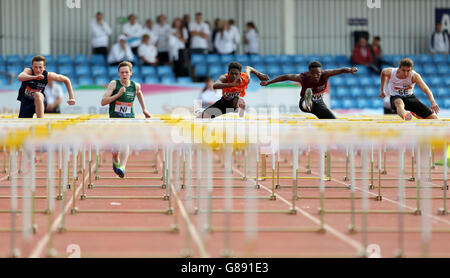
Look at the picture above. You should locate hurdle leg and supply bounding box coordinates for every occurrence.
[58,147,69,233]
[414,145,422,215]
[326,150,331,181]
[2,144,6,173]
[261,154,266,181]
[409,146,415,181]
[80,148,86,200]
[305,145,311,174]
[344,147,349,181]
[382,146,387,174]
[375,145,382,201]
[395,147,406,258]
[276,148,280,189]
[348,145,356,233]
[291,147,298,214]
[438,144,448,215]
[10,150,20,257]
[71,149,78,214]
[369,146,374,190]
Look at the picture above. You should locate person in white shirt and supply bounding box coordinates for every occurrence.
[228,19,240,54]
[199,78,220,108]
[430,22,450,54]
[154,14,172,65]
[108,35,134,66]
[189,12,211,54]
[169,18,189,76]
[138,34,158,67]
[182,14,192,48]
[122,14,144,57]
[44,79,64,113]
[244,22,259,54]
[91,12,112,60]
[214,21,235,55]
[143,19,158,46]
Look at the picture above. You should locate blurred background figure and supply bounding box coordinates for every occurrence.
[122,13,143,57]
[90,11,112,60]
[138,34,158,67]
[189,12,210,55]
[430,22,449,54]
[169,18,189,76]
[370,36,394,68]
[44,79,63,114]
[214,20,234,55]
[244,22,259,54]
[108,35,134,66]
[211,18,223,53]
[199,77,220,108]
[352,37,380,74]
[228,19,240,54]
[143,18,158,46]
[154,14,172,65]
[182,14,192,49]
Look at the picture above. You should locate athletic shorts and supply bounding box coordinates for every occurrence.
[390,94,433,119]
[202,96,241,119]
[299,97,336,119]
[18,99,47,118]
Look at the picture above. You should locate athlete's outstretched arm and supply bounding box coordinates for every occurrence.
[17,68,42,82]
[379,68,391,98]
[244,66,269,82]
[136,83,151,118]
[48,72,75,105]
[101,81,125,106]
[413,74,440,114]
[260,74,301,86]
[213,74,242,89]
[323,67,357,78]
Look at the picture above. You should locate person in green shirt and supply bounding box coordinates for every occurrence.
[101,61,151,178]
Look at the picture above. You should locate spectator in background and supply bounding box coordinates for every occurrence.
[244,22,259,54]
[430,22,449,54]
[370,36,393,68]
[189,12,211,55]
[143,19,158,46]
[204,20,214,53]
[211,18,223,53]
[352,37,380,74]
[214,20,235,55]
[154,14,172,65]
[90,12,112,60]
[169,18,189,76]
[44,79,63,114]
[108,35,134,66]
[228,19,240,54]
[198,77,220,108]
[138,34,158,67]
[182,14,192,49]
[122,14,144,57]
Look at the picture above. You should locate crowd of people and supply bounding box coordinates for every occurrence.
[90,11,260,77]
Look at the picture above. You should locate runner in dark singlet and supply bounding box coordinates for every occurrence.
[260,61,357,119]
[17,55,76,118]
[199,62,269,118]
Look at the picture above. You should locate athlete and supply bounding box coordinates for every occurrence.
[260,61,357,119]
[379,58,439,120]
[17,55,75,118]
[198,62,269,118]
[101,61,151,178]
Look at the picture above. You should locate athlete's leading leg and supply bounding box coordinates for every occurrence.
[119,145,130,169]
[34,92,45,118]
[393,98,412,120]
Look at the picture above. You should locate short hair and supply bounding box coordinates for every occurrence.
[228,62,242,72]
[128,14,136,20]
[399,58,414,68]
[374,36,381,41]
[195,12,202,17]
[308,61,322,70]
[32,55,46,66]
[142,34,150,41]
[118,61,133,71]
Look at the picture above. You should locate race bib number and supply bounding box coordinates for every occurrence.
[114,101,132,116]
[224,92,240,100]
[24,86,41,98]
[394,86,412,96]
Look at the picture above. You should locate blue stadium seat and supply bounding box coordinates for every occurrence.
[210,74,222,81]
[405,54,418,62]
[75,65,91,76]
[334,55,349,64]
[293,55,306,64]
[356,66,369,75]
[43,54,56,66]
[160,76,176,84]
[141,66,156,76]
[194,64,208,77]
[235,54,249,65]
[350,87,360,98]
[156,65,174,77]
[132,66,141,75]
[294,64,308,73]
[264,55,278,64]
[429,76,443,87]
[78,76,93,86]
[329,76,344,86]
[436,87,449,98]
[422,64,436,75]
[58,65,73,77]
[432,54,447,64]
[281,64,295,74]
[357,98,368,109]
[335,87,347,98]
[144,76,159,84]
[177,76,193,84]
[266,64,282,77]
[342,98,353,109]
[89,54,106,66]
[444,78,450,87]
[208,64,224,76]
[344,76,359,86]
[252,63,266,73]
[0,76,9,86]
[23,54,36,64]
[279,55,293,65]
[330,98,340,109]
[74,54,89,64]
[360,76,372,87]
[108,66,118,77]
[306,54,320,63]
[0,64,6,72]
[206,54,220,65]
[444,98,450,109]
[0,55,4,64]
[417,54,432,64]
[6,54,22,65]
[413,65,423,73]
[249,54,263,64]
[57,55,73,65]
[45,65,57,72]
[95,76,110,85]
[365,87,378,98]
[7,65,23,75]
[220,54,234,64]
[320,55,334,65]
[391,55,403,64]
[133,76,143,84]
[369,99,383,109]
[324,63,337,69]
[437,65,450,75]
[190,54,206,66]
[92,66,107,77]
[371,76,381,86]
